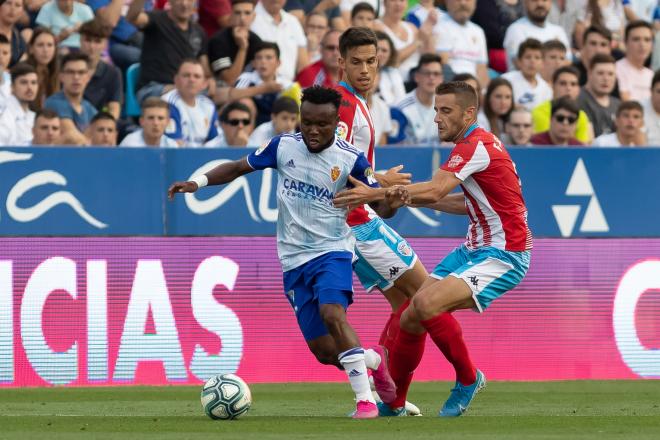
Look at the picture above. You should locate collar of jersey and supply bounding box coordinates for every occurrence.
[339,81,366,101]
[461,123,479,140]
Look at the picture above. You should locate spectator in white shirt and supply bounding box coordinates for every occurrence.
[120,97,179,147]
[642,69,660,145]
[0,34,11,111]
[616,20,654,102]
[163,58,219,147]
[393,53,443,145]
[0,63,38,145]
[434,0,490,87]
[250,0,308,82]
[205,101,253,147]
[31,109,61,145]
[375,30,405,105]
[503,0,571,71]
[478,76,514,139]
[247,96,298,146]
[593,100,646,146]
[502,38,553,111]
[89,111,118,146]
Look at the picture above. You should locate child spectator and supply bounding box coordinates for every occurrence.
[502,38,553,111]
[247,96,298,146]
[89,111,118,146]
[616,20,654,102]
[593,100,645,146]
[540,39,569,84]
[120,97,179,147]
[230,42,292,126]
[350,2,376,28]
[530,96,584,145]
[26,27,59,111]
[35,0,94,50]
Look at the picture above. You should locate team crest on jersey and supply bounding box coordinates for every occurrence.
[397,241,412,257]
[447,154,463,168]
[331,166,341,182]
[336,121,349,140]
[364,167,377,185]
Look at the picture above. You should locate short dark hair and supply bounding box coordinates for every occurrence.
[60,52,91,70]
[542,39,567,54]
[374,30,397,67]
[550,96,580,117]
[552,65,580,85]
[436,81,478,110]
[10,62,36,83]
[220,101,252,122]
[583,24,612,45]
[624,20,653,42]
[453,72,478,84]
[35,108,59,121]
[589,53,616,70]
[416,53,442,71]
[271,96,299,115]
[177,57,203,73]
[79,18,112,40]
[517,38,543,59]
[339,27,377,57]
[616,100,643,117]
[301,85,342,111]
[254,41,280,59]
[231,0,255,6]
[141,96,169,113]
[351,2,376,19]
[0,34,9,45]
[652,69,660,89]
[91,111,117,124]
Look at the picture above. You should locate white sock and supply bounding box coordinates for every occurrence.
[363,348,381,371]
[338,347,375,404]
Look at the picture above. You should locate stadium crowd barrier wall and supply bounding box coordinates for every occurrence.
[1,147,659,387]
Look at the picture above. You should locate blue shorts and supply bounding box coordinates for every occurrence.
[431,244,531,312]
[283,251,354,341]
[352,218,417,292]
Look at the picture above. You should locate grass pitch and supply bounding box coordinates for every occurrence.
[1,381,659,440]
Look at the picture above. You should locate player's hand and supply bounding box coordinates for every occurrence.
[378,165,412,187]
[333,175,376,209]
[386,185,410,207]
[168,181,198,200]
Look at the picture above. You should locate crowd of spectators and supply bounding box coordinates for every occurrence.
[1,0,660,148]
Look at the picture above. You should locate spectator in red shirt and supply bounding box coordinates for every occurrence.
[198,0,231,38]
[296,29,340,88]
[530,96,584,146]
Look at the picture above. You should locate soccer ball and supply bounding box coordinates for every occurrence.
[201,373,252,420]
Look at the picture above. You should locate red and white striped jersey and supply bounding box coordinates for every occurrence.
[336,81,377,227]
[441,125,533,252]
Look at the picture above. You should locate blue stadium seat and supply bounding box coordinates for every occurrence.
[124,63,141,117]
[488,68,500,79]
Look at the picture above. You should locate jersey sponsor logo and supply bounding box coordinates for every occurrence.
[282,178,334,205]
[551,158,609,237]
[396,241,412,257]
[364,167,377,185]
[336,121,348,140]
[447,154,463,168]
[330,166,340,182]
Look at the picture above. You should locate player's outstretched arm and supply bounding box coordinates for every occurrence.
[401,169,463,208]
[167,157,254,200]
[375,165,412,188]
[409,192,468,214]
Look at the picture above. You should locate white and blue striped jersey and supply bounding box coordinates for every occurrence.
[247,133,379,272]
[162,89,219,147]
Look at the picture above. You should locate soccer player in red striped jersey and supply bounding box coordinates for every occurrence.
[381,81,531,417]
[334,27,429,415]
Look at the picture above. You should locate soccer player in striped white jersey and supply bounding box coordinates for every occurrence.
[342,81,532,417]
[168,86,403,419]
[334,27,428,416]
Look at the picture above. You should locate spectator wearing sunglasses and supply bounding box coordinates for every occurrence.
[205,101,253,147]
[504,106,534,146]
[530,96,584,146]
[296,29,340,89]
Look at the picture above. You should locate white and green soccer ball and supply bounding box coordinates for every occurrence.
[201,373,252,420]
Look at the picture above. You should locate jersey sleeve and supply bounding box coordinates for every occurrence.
[349,153,380,188]
[246,135,280,170]
[165,104,183,140]
[441,139,490,181]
